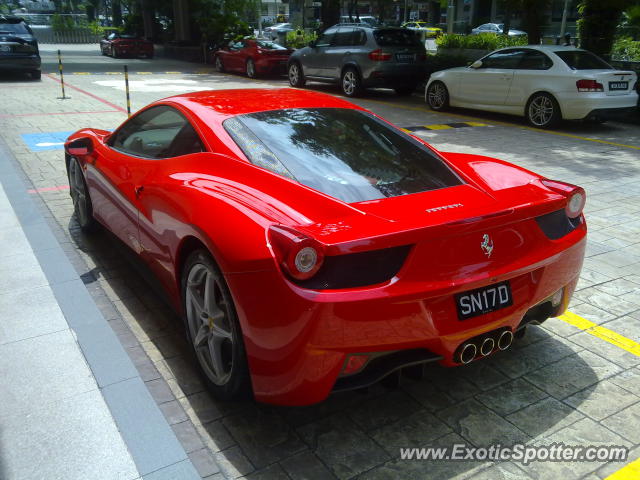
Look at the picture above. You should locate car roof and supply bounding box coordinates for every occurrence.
[493,45,585,53]
[0,15,26,23]
[163,88,363,121]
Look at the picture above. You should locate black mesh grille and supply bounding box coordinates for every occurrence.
[294,245,412,290]
[535,209,582,240]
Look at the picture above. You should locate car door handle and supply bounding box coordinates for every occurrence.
[134,185,144,197]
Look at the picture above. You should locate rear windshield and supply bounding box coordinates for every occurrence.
[224,108,462,203]
[0,22,31,34]
[374,29,422,47]
[555,50,612,70]
[257,40,287,50]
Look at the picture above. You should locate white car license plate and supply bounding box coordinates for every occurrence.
[455,281,513,320]
[609,81,628,91]
[396,54,415,63]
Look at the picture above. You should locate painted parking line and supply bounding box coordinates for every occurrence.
[27,185,70,194]
[21,131,74,152]
[404,122,489,132]
[559,311,640,357]
[605,457,640,480]
[365,98,640,151]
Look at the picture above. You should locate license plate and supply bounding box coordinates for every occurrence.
[396,54,414,62]
[455,281,513,320]
[609,81,628,91]
[0,45,10,52]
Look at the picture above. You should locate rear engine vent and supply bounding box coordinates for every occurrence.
[535,209,582,240]
[294,245,412,290]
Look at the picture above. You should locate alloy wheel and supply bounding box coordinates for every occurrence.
[69,159,90,227]
[288,63,299,86]
[342,70,358,96]
[185,263,235,386]
[427,82,447,109]
[215,56,224,72]
[528,95,555,127]
[246,59,255,78]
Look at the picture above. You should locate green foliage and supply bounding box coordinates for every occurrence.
[436,33,527,50]
[578,0,636,57]
[87,21,104,35]
[612,36,640,60]
[51,13,74,33]
[427,52,470,73]
[286,30,318,49]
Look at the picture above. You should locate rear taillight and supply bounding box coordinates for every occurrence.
[268,225,324,281]
[369,49,392,61]
[576,79,603,92]
[541,179,586,219]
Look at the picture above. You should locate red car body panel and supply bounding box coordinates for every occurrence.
[100,35,153,58]
[213,39,293,75]
[66,88,587,406]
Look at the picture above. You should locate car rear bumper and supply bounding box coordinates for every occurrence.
[0,55,41,71]
[227,226,586,406]
[364,65,427,88]
[559,92,639,120]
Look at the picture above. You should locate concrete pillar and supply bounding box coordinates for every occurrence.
[173,0,191,42]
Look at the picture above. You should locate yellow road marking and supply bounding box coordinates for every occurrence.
[465,121,488,127]
[105,72,122,75]
[73,72,90,75]
[559,311,640,357]
[135,71,152,75]
[424,124,453,130]
[364,98,640,151]
[604,457,640,480]
[165,71,182,74]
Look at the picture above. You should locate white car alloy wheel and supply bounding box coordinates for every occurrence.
[527,93,560,128]
[215,56,224,72]
[427,81,449,111]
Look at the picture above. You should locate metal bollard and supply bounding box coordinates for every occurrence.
[57,49,68,99]
[124,65,131,117]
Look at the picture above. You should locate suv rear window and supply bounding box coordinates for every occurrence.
[0,22,31,34]
[224,108,462,203]
[374,29,422,47]
[555,50,612,70]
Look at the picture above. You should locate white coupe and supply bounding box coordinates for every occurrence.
[425,46,638,128]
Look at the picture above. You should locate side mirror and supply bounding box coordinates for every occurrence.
[66,137,93,156]
[470,60,483,69]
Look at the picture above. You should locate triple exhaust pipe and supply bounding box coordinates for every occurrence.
[457,329,514,364]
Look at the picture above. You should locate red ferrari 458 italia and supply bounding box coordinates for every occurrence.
[65,89,586,406]
[100,32,154,59]
[213,38,293,78]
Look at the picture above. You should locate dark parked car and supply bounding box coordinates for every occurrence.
[100,32,154,58]
[0,15,41,80]
[213,38,293,78]
[288,25,427,97]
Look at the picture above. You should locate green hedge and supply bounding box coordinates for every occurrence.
[286,30,317,49]
[436,33,528,50]
[612,37,640,61]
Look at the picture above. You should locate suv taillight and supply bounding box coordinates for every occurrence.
[369,49,392,61]
[576,79,603,92]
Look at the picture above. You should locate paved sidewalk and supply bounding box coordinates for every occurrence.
[0,140,200,479]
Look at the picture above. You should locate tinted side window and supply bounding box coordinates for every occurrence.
[518,50,553,70]
[353,29,367,45]
[555,50,613,70]
[316,28,336,47]
[374,29,422,47]
[332,27,355,46]
[482,49,526,69]
[110,106,203,159]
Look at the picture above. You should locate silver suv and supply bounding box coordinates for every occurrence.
[288,25,427,97]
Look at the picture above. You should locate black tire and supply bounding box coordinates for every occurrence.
[395,85,417,96]
[426,81,449,111]
[182,249,252,401]
[30,70,41,80]
[215,55,225,73]
[246,58,257,78]
[525,92,561,128]
[341,67,362,97]
[288,61,305,87]
[67,157,98,232]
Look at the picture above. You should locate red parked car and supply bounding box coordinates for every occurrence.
[100,32,154,59]
[213,38,293,78]
[64,89,586,406]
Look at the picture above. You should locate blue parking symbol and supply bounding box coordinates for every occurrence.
[22,131,75,152]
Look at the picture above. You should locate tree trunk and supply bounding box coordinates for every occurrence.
[521,0,548,44]
[112,0,123,27]
[321,0,340,31]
